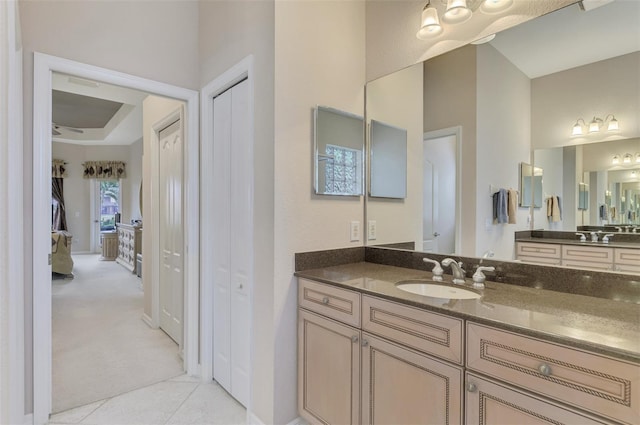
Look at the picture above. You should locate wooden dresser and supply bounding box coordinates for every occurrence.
[116,224,142,273]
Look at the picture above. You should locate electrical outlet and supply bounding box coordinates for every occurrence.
[350,221,360,242]
[368,220,377,240]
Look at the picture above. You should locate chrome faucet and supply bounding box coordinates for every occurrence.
[441,258,466,285]
[602,233,614,244]
[422,257,444,281]
[590,232,599,242]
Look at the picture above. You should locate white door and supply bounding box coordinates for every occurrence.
[159,119,183,344]
[212,79,251,406]
[423,134,456,254]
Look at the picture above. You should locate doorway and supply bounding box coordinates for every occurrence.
[422,127,462,254]
[32,53,200,424]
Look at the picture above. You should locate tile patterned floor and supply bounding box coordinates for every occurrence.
[48,375,246,425]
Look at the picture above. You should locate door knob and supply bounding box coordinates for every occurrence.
[433,232,440,237]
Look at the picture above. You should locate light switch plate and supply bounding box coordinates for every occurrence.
[350,221,360,242]
[368,220,377,240]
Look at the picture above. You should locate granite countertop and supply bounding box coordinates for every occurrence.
[516,237,640,249]
[295,262,640,364]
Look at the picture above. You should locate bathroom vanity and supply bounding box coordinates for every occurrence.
[296,258,639,425]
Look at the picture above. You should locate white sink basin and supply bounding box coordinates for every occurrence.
[396,280,481,300]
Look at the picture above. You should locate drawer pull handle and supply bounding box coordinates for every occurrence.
[538,363,552,376]
[351,335,359,343]
[322,297,330,305]
[361,339,369,347]
[466,382,477,393]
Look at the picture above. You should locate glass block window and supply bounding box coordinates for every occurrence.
[324,144,362,195]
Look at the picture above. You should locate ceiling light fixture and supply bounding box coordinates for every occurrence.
[572,114,619,136]
[417,0,514,40]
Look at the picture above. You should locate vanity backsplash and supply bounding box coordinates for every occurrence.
[295,246,640,304]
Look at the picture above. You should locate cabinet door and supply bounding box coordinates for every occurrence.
[465,373,610,425]
[298,309,360,425]
[362,333,462,425]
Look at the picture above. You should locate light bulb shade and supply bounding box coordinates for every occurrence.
[417,5,443,39]
[607,117,619,131]
[588,118,600,133]
[623,153,632,164]
[572,121,583,136]
[480,0,514,14]
[635,153,640,163]
[443,0,472,24]
[612,155,620,165]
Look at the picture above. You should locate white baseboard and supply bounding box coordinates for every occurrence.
[23,413,33,425]
[141,313,156,328]
[70,251,93,255]
[246,411,307,425]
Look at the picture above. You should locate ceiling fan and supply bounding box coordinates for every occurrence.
[52,123,84,136]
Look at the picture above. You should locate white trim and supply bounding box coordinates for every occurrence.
[247,411,307,425]
[200,55,255,402]
[23,414,33,425]
[32,53,199,425]
[141,313,156,329]
[1,2,24,424]
[423,126,463,254]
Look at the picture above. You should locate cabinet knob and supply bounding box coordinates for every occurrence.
[238,283,243,290]
[361,339,369,347]
[466,382,477,393]
[351,335,359,343]
[322,297,330,304]
[538,363,552,376]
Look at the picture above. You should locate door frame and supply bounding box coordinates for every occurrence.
[32,53,200,424]
[423,126,462,254]
[200,55,255,406]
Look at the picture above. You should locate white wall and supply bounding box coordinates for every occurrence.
[274,1,365,423]
[532,52,640,150]
[366,63,423,247]
[52,141,143,253]
[20,1,199,413]
[475,44,531,260]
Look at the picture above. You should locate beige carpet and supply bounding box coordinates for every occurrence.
[52,254,184,414]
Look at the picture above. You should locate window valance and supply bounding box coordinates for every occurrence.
[82,161,126,180]
[52,159,68,178]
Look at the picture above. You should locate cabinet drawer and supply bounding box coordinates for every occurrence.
[615,248,640,266]
[362,295,463,364]
[516,242,561,259]
[465,373,613,425]
[298,278,361,327]
[517,255,561,266]
[562,259,613,272]
[614,263,640,274]
[562,245,613,263]
[467,322,640,424]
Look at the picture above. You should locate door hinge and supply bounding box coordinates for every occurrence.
[48,253,52,265]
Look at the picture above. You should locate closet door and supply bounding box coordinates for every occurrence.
[212,79,251,406]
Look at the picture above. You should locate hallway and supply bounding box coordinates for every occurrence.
[53,254,183,412]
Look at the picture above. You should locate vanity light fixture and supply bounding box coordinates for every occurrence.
[636,153,640,163]
[623,153,633,164]
[417,0,514,40]
[572,114,619,136]
[612,155,620,165]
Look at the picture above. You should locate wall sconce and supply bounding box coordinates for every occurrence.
[572,114,619,136]
[611,153,639,166]
[417,0,514,39]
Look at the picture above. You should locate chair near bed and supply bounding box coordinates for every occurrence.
[51,231,74,277]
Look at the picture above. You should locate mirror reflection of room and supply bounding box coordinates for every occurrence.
[365,0,639,262]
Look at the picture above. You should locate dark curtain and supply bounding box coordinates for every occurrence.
[52,177,67,231]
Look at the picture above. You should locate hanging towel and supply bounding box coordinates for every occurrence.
[599,204,607,221]
[493,189,508,224]
[611,206,616,219]
[507,189,518,224]
[547,196,561,222]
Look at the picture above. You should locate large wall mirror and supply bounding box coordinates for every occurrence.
[364,0,639,265]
